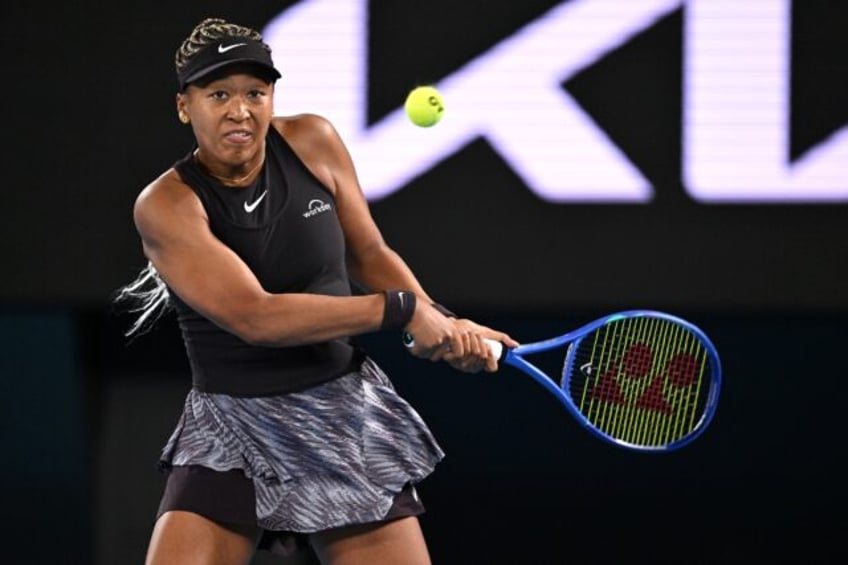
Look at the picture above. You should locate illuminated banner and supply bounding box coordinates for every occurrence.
[684,0,848,202]
[264,0,848,203]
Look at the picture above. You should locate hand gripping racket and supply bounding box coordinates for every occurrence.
[407,310,721,452]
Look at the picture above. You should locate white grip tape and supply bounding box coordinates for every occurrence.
[485,338,504,359]
[403,333,504,359]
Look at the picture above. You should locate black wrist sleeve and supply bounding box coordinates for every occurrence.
[381,290,417,330]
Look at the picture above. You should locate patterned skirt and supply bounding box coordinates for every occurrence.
[158,356,445,533]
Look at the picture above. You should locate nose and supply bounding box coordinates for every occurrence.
[227,97,250,121]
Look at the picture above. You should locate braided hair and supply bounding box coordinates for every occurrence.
[113,261,172,338]
[175,18,269,75]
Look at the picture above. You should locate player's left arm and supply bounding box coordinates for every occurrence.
[275,115,514,369]
[275,115,454,357]
[274,115,431,302]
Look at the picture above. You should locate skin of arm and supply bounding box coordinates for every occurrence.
[133,108,459,351]
[136,88,514,367]
[275,114,460,353]
[277,114,518,369]
[134,169,386,347]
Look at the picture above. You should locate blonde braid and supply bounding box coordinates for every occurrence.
[113,261,172,338]
[175,17,268,75]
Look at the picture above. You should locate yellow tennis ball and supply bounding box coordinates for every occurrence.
[404,86,445,127]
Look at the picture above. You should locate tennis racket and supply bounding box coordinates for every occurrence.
[406,310,721,452]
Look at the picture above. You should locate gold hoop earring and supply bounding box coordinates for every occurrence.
[179,113,190,124]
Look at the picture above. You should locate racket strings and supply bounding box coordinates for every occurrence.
[565,317,712,448]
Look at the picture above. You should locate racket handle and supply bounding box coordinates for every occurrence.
[484,338,505,360]
[402,333,506,361]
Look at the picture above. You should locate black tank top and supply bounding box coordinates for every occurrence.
[171,126,360,395]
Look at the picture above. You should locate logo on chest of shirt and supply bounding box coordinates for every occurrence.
[302,199,332,218]
[244,189,269,213]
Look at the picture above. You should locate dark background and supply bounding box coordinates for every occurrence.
[2,1,846,563]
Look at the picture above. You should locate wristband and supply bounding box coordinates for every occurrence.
[432,302,457,318]
[381,290,417,330]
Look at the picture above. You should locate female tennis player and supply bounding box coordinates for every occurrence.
[117,16,518,565]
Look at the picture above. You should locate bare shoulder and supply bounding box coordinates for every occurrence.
[273,113,339,144]
[134,168,205,242]
[271,115,351,194]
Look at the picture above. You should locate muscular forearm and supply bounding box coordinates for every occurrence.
[221,292,386,347]
[349,244,434,302]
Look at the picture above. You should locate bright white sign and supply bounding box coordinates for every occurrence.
[684,0,848,202]
[263,0,848,203]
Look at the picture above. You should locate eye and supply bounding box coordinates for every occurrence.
[209,90,229,101]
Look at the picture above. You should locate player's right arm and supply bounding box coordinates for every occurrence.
[133,170,385,347]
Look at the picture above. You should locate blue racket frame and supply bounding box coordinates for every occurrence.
[501,310,722,452]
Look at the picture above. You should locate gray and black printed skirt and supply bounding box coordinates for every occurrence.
[158,356,445,533]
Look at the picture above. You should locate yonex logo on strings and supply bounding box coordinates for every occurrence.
[587,342,699,416]
[264,0,847,203]
[302,199,332,218]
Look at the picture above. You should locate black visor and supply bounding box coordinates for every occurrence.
[177,38,281,91]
